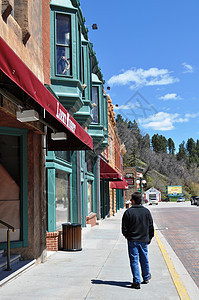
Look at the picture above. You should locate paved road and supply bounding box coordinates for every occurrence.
[148,201,199,288]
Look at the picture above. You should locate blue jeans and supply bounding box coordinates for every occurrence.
[128,240,150,283]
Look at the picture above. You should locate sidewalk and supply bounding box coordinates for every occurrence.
[0,209,198,299]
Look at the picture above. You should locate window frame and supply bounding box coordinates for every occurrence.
[87,180,93,215]
[81,46,85,98]
[55,12,72,77]
[91,85,99,124]
[0,127,28,249]
[55,170,71,230]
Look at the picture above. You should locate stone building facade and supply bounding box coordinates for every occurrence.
[101,95,126,218]
[0,0,47,261]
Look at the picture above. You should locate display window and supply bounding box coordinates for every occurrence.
[55,170,70,230]
[0,128,27,246]
[87,180,93,214]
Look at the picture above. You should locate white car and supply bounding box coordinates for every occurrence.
[149,198,158,205]
[177,197,185,202]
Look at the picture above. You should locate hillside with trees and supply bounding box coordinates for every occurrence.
[116,114,199,198]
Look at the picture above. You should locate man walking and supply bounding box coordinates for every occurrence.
[122,192,154,289]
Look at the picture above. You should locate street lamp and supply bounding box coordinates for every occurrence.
[136,174,146,204]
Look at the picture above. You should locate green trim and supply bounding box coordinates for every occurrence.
[92,157,97,213]
[71,151,78,222]
[116,189,124,211]
[81,181,85,226]
[100,179,109,218]
[46,152,73,231]
[46,156,72,173]
[0,127,28,248]
[86,173,94,181]
[50,9,84,114]
[47,168,56,232]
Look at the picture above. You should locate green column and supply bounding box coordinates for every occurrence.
[120,190,124,209]
[71,151,78,223]
[47,168,56,232]
[93,156,98,213]
[100,180,105,218]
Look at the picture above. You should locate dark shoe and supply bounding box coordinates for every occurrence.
[142,273,151,284]
[131,282,140,289]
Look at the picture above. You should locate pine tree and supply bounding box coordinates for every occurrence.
[152,134,167,153]
[116,114,124,124]
[177,141,187,161]
[186,138,199,165]
[168,138,175,155]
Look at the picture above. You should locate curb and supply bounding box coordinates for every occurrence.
[0,259,36,287]
[155,227,199,300]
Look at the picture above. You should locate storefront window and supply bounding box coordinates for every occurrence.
[87,153,93,173]
[0,135,21,242]
[56,14,71,76]
[81,47,85,98]
[87,181,93,214]
[92,86,99,123]
[55,151,71,162]
[55,170,70,230]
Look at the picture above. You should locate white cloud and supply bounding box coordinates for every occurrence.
[185,112,199,118]
[159,93,182,100]
[139,112,191,131]
[108,67,179,89]
[182,62,194,73]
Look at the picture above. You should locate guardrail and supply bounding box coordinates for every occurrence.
[0,220,15,271]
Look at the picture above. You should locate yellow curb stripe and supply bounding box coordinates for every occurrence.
[155,231,190,300]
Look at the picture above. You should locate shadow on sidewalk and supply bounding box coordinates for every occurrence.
[91,279,132,289]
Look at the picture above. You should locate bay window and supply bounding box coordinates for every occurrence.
[56,13,71,76]
[92,86,99,123]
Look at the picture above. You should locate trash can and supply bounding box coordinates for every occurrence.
[62,223,82,251]
[125,200,131,208]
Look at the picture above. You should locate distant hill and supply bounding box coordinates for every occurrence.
[116,114,199,198]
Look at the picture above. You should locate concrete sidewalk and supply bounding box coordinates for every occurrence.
[0,209,198,299]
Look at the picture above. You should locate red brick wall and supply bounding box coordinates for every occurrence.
[46,231,59,251]
[86,213,97,227]
[42,0,51,85]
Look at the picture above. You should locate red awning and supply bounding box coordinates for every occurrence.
[100,159,122,181]
[0,37,93,151]
[110,179,128,190]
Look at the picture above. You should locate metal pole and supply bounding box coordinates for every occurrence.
[6,229,11,271]
[140,179,143,205]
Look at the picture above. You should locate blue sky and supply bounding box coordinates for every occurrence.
[80,0,199,151]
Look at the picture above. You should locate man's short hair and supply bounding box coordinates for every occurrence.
[131,192,142,204]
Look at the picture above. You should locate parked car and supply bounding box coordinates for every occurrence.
[149,198,158,205]
[177,197,185,202]
[190,196,199,205]
[161,197,170,202]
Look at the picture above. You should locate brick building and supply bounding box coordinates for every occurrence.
[0,0,47,261]
[100,95,127,218]
[0,0,126,259]
[0,0,93,259]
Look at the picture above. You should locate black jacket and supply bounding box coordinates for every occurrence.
[122,205,154,243]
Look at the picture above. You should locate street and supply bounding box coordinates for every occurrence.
[148,201,199,288]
